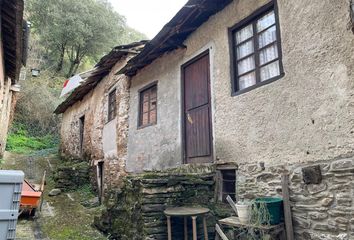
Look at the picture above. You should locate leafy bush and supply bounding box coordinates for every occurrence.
[14,72,63,137]
[6,123,58,153]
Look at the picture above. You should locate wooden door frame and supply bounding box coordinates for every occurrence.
[181,50,213,164]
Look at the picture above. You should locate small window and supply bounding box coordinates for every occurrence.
[108,89,116,122]
[79,115,85,154]
[218,169,236,203]
[139,83,157,127]
[231,3,283,94]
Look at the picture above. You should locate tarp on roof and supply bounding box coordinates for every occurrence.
[54,41,147,114]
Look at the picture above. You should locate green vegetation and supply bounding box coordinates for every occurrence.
[26,0,147,77]
[6,123,58,153]
[77,184,96,200]
[5,0,147,155]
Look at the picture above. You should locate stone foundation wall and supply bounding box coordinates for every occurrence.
[54,159,90,190]
[95,168,231,240]
[237,157,354,240]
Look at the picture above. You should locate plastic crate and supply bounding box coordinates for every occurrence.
[0,170,24,240]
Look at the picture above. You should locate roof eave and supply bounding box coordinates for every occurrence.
[119,0,233,77]
[2,0,25,84]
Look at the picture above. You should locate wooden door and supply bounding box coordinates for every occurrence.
[183,52,213,164]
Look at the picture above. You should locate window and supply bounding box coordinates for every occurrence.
[79,115,85,154]
[138,83,157,127]
[219,170,236,203]
[231,3,283,94]
[108,89,116,122]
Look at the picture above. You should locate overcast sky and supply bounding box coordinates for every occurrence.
[109,0,188,39]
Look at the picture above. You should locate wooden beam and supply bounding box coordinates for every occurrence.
[215,224,229,240]
[282,174,294,240]
[226,195,238,215]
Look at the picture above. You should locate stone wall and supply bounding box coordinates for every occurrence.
[94,168,232,240]
[53,159,90,190]
[237,157,354,240]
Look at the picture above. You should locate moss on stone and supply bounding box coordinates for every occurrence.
[95,168,233,239]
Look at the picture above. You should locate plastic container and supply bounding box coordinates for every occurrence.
[0,170,24,240]
[235,203,251,224]
[254,197,283,225]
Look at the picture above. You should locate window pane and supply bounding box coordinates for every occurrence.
[237,55,255,75]
[143,101,149,113]
[257,11,275,32]
[142,112,149,125]
[258,25,277,48]
[259,44,278,65]
[237,40,254,59]
[235,24,253,43]
[238,71,256,90]
[150,109,157,124]
[260,60,280,81]
[143,92,149,102]
[150,87,157,99]
[150,99,157,110]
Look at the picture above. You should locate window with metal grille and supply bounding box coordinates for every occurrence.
[108,89,116,122]
[138,83,157,127]
[230,2,284,95]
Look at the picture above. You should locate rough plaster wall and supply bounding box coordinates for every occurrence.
[128,0,354,171]
[127,49,186,173]
[0,40,4,116]
[204,0,354,165]
[102,118,117,157]
[0,38,16,157]
[0,79,12,156]
[0,39,6,156]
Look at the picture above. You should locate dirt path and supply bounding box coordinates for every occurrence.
[1,149,106,240]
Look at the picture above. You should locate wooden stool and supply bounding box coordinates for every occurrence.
[164,207,210,240]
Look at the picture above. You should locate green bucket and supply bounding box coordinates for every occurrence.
[254,197,283,225]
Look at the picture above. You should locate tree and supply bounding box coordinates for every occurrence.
[26,0,147,76]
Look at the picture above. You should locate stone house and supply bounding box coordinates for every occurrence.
[0,0,27,157]
[57,0,354,239]
[54,41,146,199]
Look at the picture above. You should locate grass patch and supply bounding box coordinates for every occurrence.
[76,184,96,201]
[6,123,58,153]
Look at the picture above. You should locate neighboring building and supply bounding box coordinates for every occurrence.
[57,0,354,239]
[0,0,27,157]
[54,41,146,200]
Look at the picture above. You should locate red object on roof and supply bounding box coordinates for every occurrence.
[63,79,69,87]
